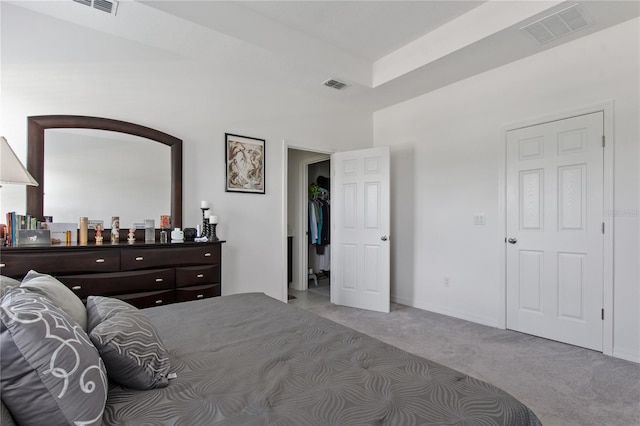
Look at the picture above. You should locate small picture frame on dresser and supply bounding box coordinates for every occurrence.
[45,222,77,245]
[16,229,51,246]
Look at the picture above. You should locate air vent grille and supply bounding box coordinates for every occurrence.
[323,79,350,90]
[521,4,590,45]
[72,0,118,15]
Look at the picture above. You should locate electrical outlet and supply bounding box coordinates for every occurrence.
[443,276,450,287]
[474,214,486,225]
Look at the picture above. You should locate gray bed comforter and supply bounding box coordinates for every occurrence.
[103,293,541,425]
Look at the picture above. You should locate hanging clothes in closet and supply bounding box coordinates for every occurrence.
[309,176,330,274]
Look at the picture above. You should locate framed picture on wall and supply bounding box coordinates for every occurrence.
[225,133,266,194]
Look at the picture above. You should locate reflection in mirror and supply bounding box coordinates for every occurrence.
[44,129,170,227]
[27,115,183,229]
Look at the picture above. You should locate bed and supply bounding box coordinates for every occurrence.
[2,282,541,425]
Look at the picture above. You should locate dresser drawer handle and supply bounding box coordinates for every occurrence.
[204,252,211,257]
[72,286,82,291]
[155,299,163,305]
[95,259,105,263]
[155,278,164,283]
[196,274,204,278]
[196,294,204,299]
[135,257,144,261]
[0,263,5,268]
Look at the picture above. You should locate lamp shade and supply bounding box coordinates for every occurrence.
[0,136,38,186]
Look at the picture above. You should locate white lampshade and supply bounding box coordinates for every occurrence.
[0,136,38,186]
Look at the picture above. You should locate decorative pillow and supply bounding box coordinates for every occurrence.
[1,400,18,426]
[0,287,107,426]
[20,270,88,331]
[86,296,170,389]
[0,275,20,297]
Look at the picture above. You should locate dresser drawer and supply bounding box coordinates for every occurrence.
[57,269,175,298]
[121,245,220,271]
[0,250,120,278]
[175,265,220,288]
[115,290,175,309]
[175,284,221,303]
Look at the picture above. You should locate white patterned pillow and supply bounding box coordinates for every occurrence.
[86,296,170,389]
[0,275,20,297]
[0,287,107,426]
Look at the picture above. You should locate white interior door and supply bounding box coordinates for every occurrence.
[331,147,390,313]
[506,112,604,351]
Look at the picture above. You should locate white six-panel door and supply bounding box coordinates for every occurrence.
[331,147,390,313]
[506,112,604,351]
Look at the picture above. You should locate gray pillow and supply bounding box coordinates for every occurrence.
[1,400,18,426]
[0,287,107,426]
[86,296,170,389]
[20,270,88,331]
[0,275,20,297]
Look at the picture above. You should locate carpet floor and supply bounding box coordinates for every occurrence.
[288,287,640,426]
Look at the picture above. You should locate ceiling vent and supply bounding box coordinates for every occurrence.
[72,0,119,15]
[322,78,350,91]
[521,4,591,45]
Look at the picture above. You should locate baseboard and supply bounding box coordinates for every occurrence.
[391,295,501,328]
[612,347,640,364]
[391,295,640,364]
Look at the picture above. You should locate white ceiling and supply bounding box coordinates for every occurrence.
[147,1,485,62]
[6,0,640,111]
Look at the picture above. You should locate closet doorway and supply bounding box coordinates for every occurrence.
[286,148,330,296]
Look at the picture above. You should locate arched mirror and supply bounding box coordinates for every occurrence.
[26,115,182,229]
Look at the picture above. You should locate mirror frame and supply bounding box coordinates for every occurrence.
[26,115,183,228]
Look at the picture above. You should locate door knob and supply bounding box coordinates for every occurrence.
[381,236,388,241]
[507,238,517,244]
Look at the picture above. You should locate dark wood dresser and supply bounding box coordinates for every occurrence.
[0,241,224,309]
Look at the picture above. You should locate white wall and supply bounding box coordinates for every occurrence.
[0,4,372,302]
[374,19,640,362]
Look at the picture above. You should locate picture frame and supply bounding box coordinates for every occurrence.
[225,133,265,194]
[44,222,77,245]
[17,229,51,247]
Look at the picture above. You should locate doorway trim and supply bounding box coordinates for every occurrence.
[283,142,332,297]
[497,101,614,356]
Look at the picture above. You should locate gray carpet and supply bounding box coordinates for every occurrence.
[288,288,640,426]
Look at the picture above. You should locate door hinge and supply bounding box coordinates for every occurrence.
[601,308,605,320]
[602,135,605,148]
[602,222,605,234]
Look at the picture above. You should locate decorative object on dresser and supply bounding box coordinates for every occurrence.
[144,219,155,243]
[94,224,103,244]
[225,133,265,194]
[16,229,51,246]
[208,215,219,242]
[127,227,136,244]
[111,216,119,244]
[200,201,210,239]
[183,228,197,241]
[79,216,89,245]
[0,241,224,309]
[170,228,184,242]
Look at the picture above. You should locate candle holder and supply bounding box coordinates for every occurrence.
[200,207,210,238]
[208,223,219,242]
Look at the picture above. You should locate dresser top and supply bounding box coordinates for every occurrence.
[1,240,226,253]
